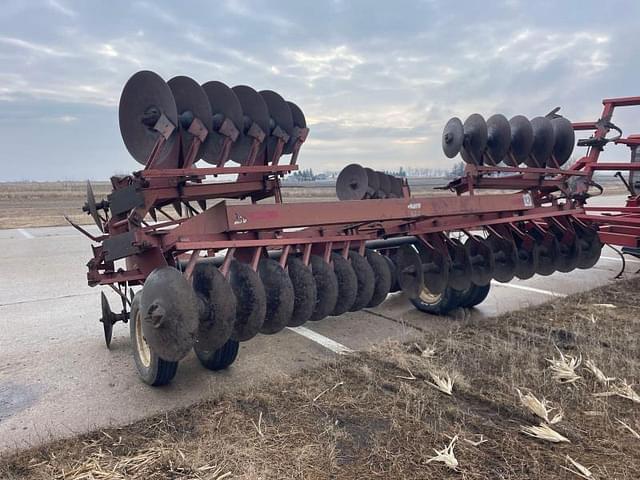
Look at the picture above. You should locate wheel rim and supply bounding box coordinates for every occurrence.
[135,309,152,368]
[418,285,442,304]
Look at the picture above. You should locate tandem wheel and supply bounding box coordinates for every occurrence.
[195,338,240,371]
[410,283,491,315]
[130,293,179,386]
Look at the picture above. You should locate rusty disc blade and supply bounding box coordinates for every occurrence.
[260,90,294,161]
[528,116,555,167]
[460,114,488,165]
[119,70,178,167]
[442,117,463,158]
[395,245,424,298]
[485,114,511,166]
[551,117,575,166]
[486,233,517,283]
[447,238,472,291]
[201,80,244,164]
[378,172,392,197]
[168,76,213,160]
[284,101,307,154]
[509,115,534,164]
[336,163,369,200]
[416,242,450,295]
[465,236,495,286]
[139,267,199,361]
[230,85,270,164]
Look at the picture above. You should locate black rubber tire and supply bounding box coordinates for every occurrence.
[192,263,236,352]
[410,287,462,315]
[365,249,392,307]
[229,260,266,342]
[309,255,338,321]
[130,293,178,386]
[286,256,317,327]
[384,253,401,293]
[348,250,375,311]
[330,252,358,315]
[457,283,491,308]
[258,258,294,334]
[195,338,240,371]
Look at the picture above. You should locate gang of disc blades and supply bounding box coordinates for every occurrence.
[378,172,392,197]
[460,113,488,165]
[119,70,178,167]
[395,245,424,298]
[508,115,534,164]
[200,80,244,164]
[230,85,270,164]
[527,116,555,167]
[465,236,495,286]
[336,163,369,200]
[415,242,450,294]
[551,116,575,166]
[260,90,294,161]
[284,101,307,154]
[486,233,517,283]
[484,114,511,165]
[167,76,213,160]
[442,117,464,158]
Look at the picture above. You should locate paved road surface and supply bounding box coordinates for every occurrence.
[0,193,636,453]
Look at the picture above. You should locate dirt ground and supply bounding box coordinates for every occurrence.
[1,278,638,479]
[2,179,624,230]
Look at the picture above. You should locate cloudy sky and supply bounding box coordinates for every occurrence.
[0,0,638,181]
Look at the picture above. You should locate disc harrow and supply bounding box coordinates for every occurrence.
[73,71,639,386]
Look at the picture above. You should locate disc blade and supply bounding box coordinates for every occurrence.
[286,256,317,327]
[486,233,517,283]
[465,236,495,286]
[531,230,560,276]
[229,260,266,341]
[201,80,244,164]
[86,181,103,232]
[416,242,450,295]
[509,115,534,164]
[284,101,307,154]
[330,253,357,315]
[168,76,213,160]
[576,226,603,269]
[485,114,511,166]
[230,85,270,164]
[551,228,581,273]
[442,117,463,158]
[260,90,294,161]
[119,70,178,167]
[447,238,472,291]
[139,267,199,361]
[364,167,380,193]
[389,176,403,197]
[336,163,369,200]
[378,172,391,197]
[309,255,338,321]
[192,263,235,352]
[460,113,488,165]
[258,258,294,334]
[395,245,424,298]
[528,116,555,167]
[100,291,113,348]
[348,250,375,311]
[551,117,575,166]
[513,235,539,280]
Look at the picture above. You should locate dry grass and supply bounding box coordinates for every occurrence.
[1,278,639,479]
